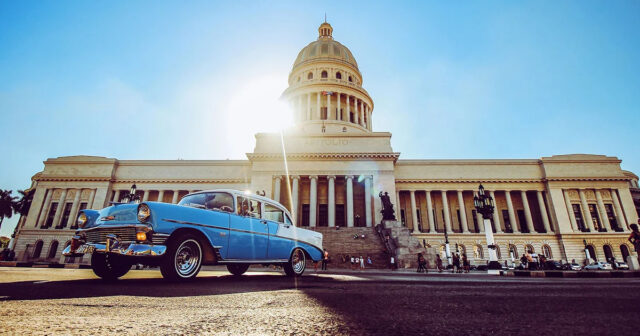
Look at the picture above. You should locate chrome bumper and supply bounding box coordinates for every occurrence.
[62,242,166,257]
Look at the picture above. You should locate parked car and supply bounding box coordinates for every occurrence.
[63,189,323,281]
[583,262,613,271]
[562,263,582,271]
[543,260,563,270]
[612,261,629,270]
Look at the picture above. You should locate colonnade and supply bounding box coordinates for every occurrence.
[561,188,630,232]
[111,189,189,204]
[273,175,373,228]
[36,188,96,229]
[292,91,372,130]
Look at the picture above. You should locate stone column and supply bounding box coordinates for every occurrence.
[142,190,150,202]
[309,175,318,227]
[37,189,53,227]
[346,95,350,122]
[66,189,82,228]
[537,191,552,233]
[316,92,321,119]
[172,190,180,204]
[441,190,452,233]
[595,190,611,231]
[457,191,469,233]
[327,93,332,119]
[489,191,503,233]
[291,176,300,224]
[88,189,96,209]
[337,93,341,120]
[578,189,594,231]
[410,190,419,233]
[346,175,354,227]
[360,102,365,126]
[328,176,336,227]
[157,190,165,203]
[476,211,485,233]
[505,191,519,233]
[365,176,372,227]
[355,99,360,125]
[307,93,311,120]
[426,190,435,233]
[610,189,627,231]
[52,189,68,228]
[520,191,535,233]
[368,110,372,130]
[273,176,282,202]
[563,189,578,231]
[113,190,121,203]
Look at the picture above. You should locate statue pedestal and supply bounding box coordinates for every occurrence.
[382,220,402,229]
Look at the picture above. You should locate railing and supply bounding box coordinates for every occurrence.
[375,224,397,259]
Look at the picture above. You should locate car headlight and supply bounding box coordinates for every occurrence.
[137,204,151,223]
[77,212,88,228]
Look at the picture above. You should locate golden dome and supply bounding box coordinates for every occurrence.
[292,22,359,72]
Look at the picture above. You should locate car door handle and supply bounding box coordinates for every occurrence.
[261,220,268,224]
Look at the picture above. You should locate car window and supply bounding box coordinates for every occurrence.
[264,204,284,223]
[178,193,207,209]
[237,197,261,218]
[179,192,234,212]
[284,214,292,226]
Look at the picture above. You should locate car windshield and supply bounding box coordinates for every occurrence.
[179,192,234,212]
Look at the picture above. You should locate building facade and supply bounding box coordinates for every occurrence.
[12,22,639,266]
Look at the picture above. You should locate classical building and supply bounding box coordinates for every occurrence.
[12,22,639,267]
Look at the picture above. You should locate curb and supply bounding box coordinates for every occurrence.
[503,270,640,278]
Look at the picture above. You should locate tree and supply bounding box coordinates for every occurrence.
[0,189,17,230]
[14,189,35,217]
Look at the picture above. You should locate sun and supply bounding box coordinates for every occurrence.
[225,75,293,134]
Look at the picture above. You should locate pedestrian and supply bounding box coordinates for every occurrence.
[452,253,460,273]
[360,255,365,269]
[351,256,356,270]
[520,254,528,269]
[367,256,372,266]
[526,252,535,270]
[462,253,469,273]
[417,253,424,273]
[390,255,396,270]
[628,222,640,266]
[436,255,443,273]
[322,249,329,270]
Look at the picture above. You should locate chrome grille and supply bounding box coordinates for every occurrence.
[85,227,137,243]
[151,235,167,245]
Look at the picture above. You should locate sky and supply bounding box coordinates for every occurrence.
[1,1,639,236]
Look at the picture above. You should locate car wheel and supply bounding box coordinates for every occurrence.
[160,233,203,281]
[227,264,250,276]
[90,253,131,281]
[283,248,306,277]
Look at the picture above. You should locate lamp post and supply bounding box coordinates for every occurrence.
[121,184,140,204]
[443,226,452,265]
[474,184,502,273]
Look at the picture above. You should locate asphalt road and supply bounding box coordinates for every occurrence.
[0,267,639,335]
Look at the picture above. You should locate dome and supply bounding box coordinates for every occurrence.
[291,22,359,71]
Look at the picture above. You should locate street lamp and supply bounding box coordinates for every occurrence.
[473,184,502,273]
[121,184,140,204]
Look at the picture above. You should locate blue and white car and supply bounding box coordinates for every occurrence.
[63,189,323,281]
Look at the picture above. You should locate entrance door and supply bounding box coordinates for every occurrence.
[318,204,328,227]
[335,204,345,227]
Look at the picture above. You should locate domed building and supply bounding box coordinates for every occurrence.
[11,22,639,269]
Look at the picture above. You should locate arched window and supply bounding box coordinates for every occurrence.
[586,245,597,261]
[336,72,342,79]
[542,245,552,259]
[603,245,614,262]
[509,244,518,260]
[348,76,353,82]
[32,240,44,259]
[620,244,630,261]
[495,245,502,259]
[473,244,484,260]
[307,72,313,80]
[525,244,535,254]
[48,240,59,259]
[321,70,328,78]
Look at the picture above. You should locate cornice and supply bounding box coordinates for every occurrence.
[34,175,249,184]
[246,152,401,161]
[395,178,543,184]
[396,159,541,166]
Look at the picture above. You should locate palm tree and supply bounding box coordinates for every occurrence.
[0,189,17,230]
[14,189,35,217]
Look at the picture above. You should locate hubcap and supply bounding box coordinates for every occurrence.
[174,239,201,277]
[292,249,305,274]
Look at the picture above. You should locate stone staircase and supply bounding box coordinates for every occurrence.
[308,227,390,269]
[382,220,437,269]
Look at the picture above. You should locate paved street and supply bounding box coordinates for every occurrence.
[1,267,639,335]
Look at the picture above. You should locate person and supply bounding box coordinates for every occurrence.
[390,256,396,270]
[436,255,443,273]
[322,249,329,270]
[520,254,528,269]
[526,252,535,270]
[462,253,469,273]
[417,253,424,273]
[359,255,365,269]
[452,253,460,273]
[367,256,372,266]
[628,222,640,266]
[539,254,547,270]
[351,256,356,270]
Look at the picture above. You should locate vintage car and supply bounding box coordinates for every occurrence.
[63,189,323,281]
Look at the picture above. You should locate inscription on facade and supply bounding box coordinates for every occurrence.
[304,139,350,146]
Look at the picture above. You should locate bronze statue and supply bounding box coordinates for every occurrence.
[379,191,396,220]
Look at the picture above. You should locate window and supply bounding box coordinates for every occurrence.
[321,107,328,119]
[502,210,512,232]
[586,245,597,261]
[603,245,614,261]
[32,240,43,259]
[237,197,261,218]
[509,244,518,260]
[542,245,552,259]
[573,204,586,231]
[495,245,502,259]
[264,204,284,223]
[45,203,58,228]
[48,240,59,259]
[605,204,619,231]
[525,244,535,254]
[517,210,527,233]
[588,204,602,231]
[321,70,328,78]
[474,244,484,259]
[348,76,353,82]
[179,192,234,212]
[59,202,73,228]
[307,72,313,80]
[620,244,630,261]
[400,209,406,225]
[285,214,293,226]
[416,209,422,227]
[336,72,342,79]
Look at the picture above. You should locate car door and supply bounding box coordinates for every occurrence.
[263,203,294,260]
[228,196,268,260]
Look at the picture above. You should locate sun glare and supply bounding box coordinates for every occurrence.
[225,75,293,134]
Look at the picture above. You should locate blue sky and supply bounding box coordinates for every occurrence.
[1,1,639,236]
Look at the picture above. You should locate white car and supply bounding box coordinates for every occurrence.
[583,262,613,271]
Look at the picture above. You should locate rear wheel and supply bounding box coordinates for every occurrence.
[283,248,306,277]
[90,253,131,281]
[160,234,203,281]
[227,264,250,276]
